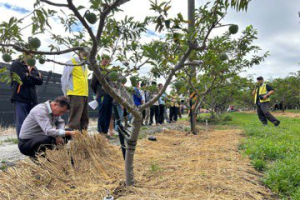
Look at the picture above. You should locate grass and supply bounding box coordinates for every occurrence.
[227,112,300,199]
[3,137,18,144]
[150,162,161,172]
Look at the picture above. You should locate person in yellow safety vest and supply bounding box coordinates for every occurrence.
[61,50,89,131]
[252,76,280,126]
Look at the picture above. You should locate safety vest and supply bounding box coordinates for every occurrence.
[67,58,89,97]
[254,84,270,104]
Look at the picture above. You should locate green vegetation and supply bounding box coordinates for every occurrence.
[28,37,41,49]
[150,162,161,172]
[108,71,118,82]
[227,112,300,199]
[2,53,12,62]
[84,11,97,24]
[196,113,232,124]
[4,137,18,144]
[26,58,36,66]
[229,24,239,34]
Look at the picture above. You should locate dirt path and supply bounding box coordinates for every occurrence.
[121,127,275,199]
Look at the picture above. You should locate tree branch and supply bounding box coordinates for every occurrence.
[0,43,84,55]
[96,0,131,40]
[40,0,68,7]
[66,0,97,45]
[45,58,86,66]
[184,60,203,66]
[139,47,193,111]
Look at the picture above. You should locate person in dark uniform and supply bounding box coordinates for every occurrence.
[252,76,280,126]
[10,53,43,138]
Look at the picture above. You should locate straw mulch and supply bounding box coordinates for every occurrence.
[0,133,124,199]
[121,129,275,199]
[0,128,275,200]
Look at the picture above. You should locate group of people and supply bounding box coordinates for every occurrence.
[133,81,183,127]
[9,49,280,161]
[9,50,185,160]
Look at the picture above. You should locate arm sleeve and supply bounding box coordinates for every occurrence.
[29,67,43,85]
[90,74,98,94]
[56,117,65,130]
[33,111,65,137]
[61,61,74,96]
[10,61,35,86]
[266,84,273,92]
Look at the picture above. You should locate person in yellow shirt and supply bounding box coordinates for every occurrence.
[252,76,280,126]
[61,50,89,131]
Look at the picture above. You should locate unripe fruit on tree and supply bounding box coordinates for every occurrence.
[219,53,228,61]
[229,24,239,34]
[26,58,36,66]
[108,71,118,82]
[130,76,138,86]
[28,37,41,49]
[85,12,97,24]
[2,54,12,63]
[39,58,46,64]
[121,77,127,84]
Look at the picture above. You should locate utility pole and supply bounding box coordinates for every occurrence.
[188,0,197,134]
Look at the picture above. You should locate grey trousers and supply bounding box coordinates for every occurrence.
[257,102,278,125]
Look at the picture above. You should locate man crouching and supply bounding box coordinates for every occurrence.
[18,96,76,159]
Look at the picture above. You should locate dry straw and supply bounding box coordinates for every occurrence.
[0,132,125,199]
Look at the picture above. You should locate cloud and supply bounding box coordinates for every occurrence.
[0,0,298,82]
[0,2,30,14]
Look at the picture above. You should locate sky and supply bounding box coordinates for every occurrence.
[0,0,299,81]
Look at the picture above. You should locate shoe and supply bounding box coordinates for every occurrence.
[274,121,281,127]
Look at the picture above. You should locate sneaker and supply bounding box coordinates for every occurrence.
[274,121,281,127]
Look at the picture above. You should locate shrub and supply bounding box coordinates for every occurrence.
[251,159,266,171]
[223,115,233,121]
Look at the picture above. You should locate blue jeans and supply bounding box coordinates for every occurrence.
[97,95,113,134]
[14,101,34,138]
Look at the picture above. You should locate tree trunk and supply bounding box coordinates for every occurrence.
[125,116,142,186]
[191,111,197,134]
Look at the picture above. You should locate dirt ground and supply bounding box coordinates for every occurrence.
[0,122,276,200]
[118,125,275,200]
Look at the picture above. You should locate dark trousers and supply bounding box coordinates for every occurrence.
[97,95,113,133]
[68,96,89,131]
[257,102,279,125]
[150,105,160,124]
[159,104,165,124]
[170,106,178,122]
[18,135,56,158]
[14,101,34,138]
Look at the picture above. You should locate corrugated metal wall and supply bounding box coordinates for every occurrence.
[0,62,97,126]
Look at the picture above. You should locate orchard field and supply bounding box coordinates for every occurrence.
[0,0,299,199]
